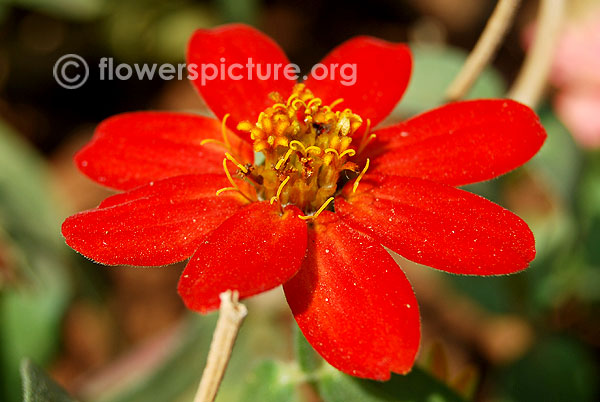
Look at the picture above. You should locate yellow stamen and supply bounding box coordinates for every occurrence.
[217,158,252,202]
[352,158,370,193]
[291,98,307,110]
[216,187,238,196]
[289,140,307,154]
[275,148,294,170]
[324,148,340,157]
[272,103,287,110]
[221,113,232,150]
[357,118,373,155]
[298,197,335,221]
[270,176,290,204]
[286,92,299,106]
[329,98,344,109]
[305,98,322,112]
[200,138,227,147]
[339,149,356,158]
[225,152,248,173]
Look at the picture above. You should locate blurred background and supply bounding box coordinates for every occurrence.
[1,0,599,401]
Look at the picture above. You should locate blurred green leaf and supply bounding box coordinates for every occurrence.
[8,0,106,20]
[0,121,71,402]
[215,0,258,24]
[497,336,599,402]
[387,44,505,121]
[529,106,582,201]
[317,366,468,402]
[105,1,217,62]
[94,314,216,402]
[239,360,299,402]
[294,324,322,373]
[21,359,76,402]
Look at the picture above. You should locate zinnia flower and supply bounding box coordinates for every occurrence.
[62,24,546,380]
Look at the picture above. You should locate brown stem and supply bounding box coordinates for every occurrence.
[445,0,522,101]
[193,290,247,402]
[508,0,565,107]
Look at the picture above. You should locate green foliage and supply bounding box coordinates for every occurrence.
[0,121,71,402]
[388,43,505,121]
[498,337,599,402]
[21,359,76,402]
[93,314,216,402]
[239,360,300,402]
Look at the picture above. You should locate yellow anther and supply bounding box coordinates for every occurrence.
[272,103,287,110]
[270,176,291,204]
[275,148,294,170]
[236,120,254,132]
[336,117,351,136]
[298,197,335,221]
[329,98,344,109]
[225,152,248,173]
[352,158,370,193]
[339,149,356,158]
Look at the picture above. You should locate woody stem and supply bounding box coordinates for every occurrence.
[445,0,521,101]
[193,290,247,402]
[508,0,565,107]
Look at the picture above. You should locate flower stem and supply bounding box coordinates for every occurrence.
[508,0,565,108]
[193,290,247,402]
[445,0,521,101]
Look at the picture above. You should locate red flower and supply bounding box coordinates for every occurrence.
[62,24,546,380]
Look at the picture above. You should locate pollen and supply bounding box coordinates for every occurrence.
[228,83,368,214]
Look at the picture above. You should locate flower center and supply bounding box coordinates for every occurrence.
[234,84,368,214]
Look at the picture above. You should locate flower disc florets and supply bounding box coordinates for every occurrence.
[235,84,367,214]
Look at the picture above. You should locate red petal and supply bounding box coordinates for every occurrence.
[284,212,420,380]
[178,201,307,313]
[336,175,536,275]
[76,112,252,191]
[62,174,254,266]
[187,24,296,142]
[366,100,546,185]
[304,36,411,129]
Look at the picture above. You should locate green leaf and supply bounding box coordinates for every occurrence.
[7,0,106,20]
[317,366,468,402]
[21,359,77,402]
[529,105,581,201]
[294,324,322,373]
[497,336,599,402]
[239,360,300,402]
[386,44,505,121]
[92,314,216,402]
[0,121,71,402]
